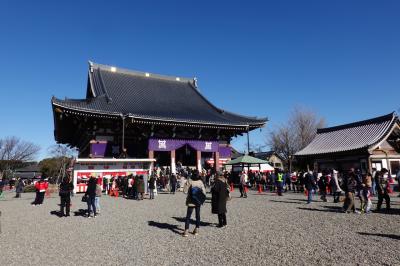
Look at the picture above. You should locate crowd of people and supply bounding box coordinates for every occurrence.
[234,167,399,214]
[2,164,399,238]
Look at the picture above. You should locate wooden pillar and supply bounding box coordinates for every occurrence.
[171,149,176,174]
[214,151,220,173]
[367,155,373,174]
[196,150,202,172]
[148,150,154,176]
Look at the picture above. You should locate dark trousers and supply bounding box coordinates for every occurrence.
[34,191,45,204]
[344,192,355,212]
[333,191,342,203]
[185,206,200,230]
[171,183,176,194]
[377,192,390,210]
[277,182,283,196]
[239,184,247,197]
[87,196,96,215]
[218,213,227,226]
[60,195,71,216]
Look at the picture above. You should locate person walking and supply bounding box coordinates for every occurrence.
[32,176,49,206]
[276,170,284,196]
[170,174,177,194]
[304,171,316,204]
[211,175,229,228]
[183,172,206,237]
[95,180,102,214]
[375,168,391,211]
[318,172,328,202]
[59,176,74,217]
[15,178,24,198]
[148,174,156,200]
[342,170,357,213]
[361,173,373,213]
[137,175,145,200]
[239,171,248,198]
[331,169,343,203]
[85,176,97,218]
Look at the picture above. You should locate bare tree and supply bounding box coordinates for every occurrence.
[0,136,40,177]
[45,144,76,183]
[249,143,267,153]
[267,106,325,171]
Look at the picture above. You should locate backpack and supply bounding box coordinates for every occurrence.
[190,186,206,206]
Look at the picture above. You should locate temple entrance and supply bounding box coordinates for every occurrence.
[154,151,171,167]
[176,144,197,167]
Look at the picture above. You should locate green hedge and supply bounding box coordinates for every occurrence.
[23,184,36,193]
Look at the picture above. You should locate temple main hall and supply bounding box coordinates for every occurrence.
[51,62,267,173]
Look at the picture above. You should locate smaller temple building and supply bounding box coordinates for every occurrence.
[296,112,400,176]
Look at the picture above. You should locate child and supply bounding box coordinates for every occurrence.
[361,173,373,213]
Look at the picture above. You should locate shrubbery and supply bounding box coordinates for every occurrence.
[23,184,36,193]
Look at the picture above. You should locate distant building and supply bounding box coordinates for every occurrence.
[296,112,400,175]
[253,151,285,169]
[14,164,42,179]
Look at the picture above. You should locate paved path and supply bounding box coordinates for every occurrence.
[0,190,399,265]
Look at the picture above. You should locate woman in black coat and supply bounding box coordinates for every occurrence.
[85,176,97,218]
[211,175,229,227]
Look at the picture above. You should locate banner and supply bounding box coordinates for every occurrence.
[148,138,219,152]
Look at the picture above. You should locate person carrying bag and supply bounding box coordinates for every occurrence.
[182,172,206,237]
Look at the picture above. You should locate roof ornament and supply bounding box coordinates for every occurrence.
[89,61,94,73]
[193,77,198,88]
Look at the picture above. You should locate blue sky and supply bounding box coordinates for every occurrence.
[0,0,399,159]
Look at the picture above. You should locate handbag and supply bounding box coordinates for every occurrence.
[81,195,88,202]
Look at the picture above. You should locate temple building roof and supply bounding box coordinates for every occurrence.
[52,62,267,129]
[296,112,400,156]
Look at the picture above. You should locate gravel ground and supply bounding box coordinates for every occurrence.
[0,189,399,266]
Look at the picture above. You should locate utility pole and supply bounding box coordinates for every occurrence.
[247,126,250,154]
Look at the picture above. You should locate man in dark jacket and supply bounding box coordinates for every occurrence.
[15,178,24,198]
[170,174,177,194]
[375,168,390,211]
[342,171,357,213]
[85,176,97,218]
[59,176,74,217]
[304,171,316,204]
[148,174,156,200]
[318,172,328,202]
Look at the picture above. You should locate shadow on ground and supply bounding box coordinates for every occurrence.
[270,200,304,205]
[73,209,87,217]
[358,232,400,240]
[50,210,64,218]
[148,221,183,235]
[372,208,400,215]
[287,198,309,202]
[297,207,341,213]
[172,216,214,227]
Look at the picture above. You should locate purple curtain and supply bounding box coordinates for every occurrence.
[219,146,231,158]
[148,138,218,152]
[90,142,107,157]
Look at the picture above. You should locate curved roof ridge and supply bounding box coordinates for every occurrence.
[89,61,193,83]
[187,81,266,124]
[317,112,396,134]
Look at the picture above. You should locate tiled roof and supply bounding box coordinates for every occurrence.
[52,62,267,128]
[296,112,399,156]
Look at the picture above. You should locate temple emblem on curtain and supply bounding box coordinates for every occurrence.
[205,142,212,150]
[158,140,167,149]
